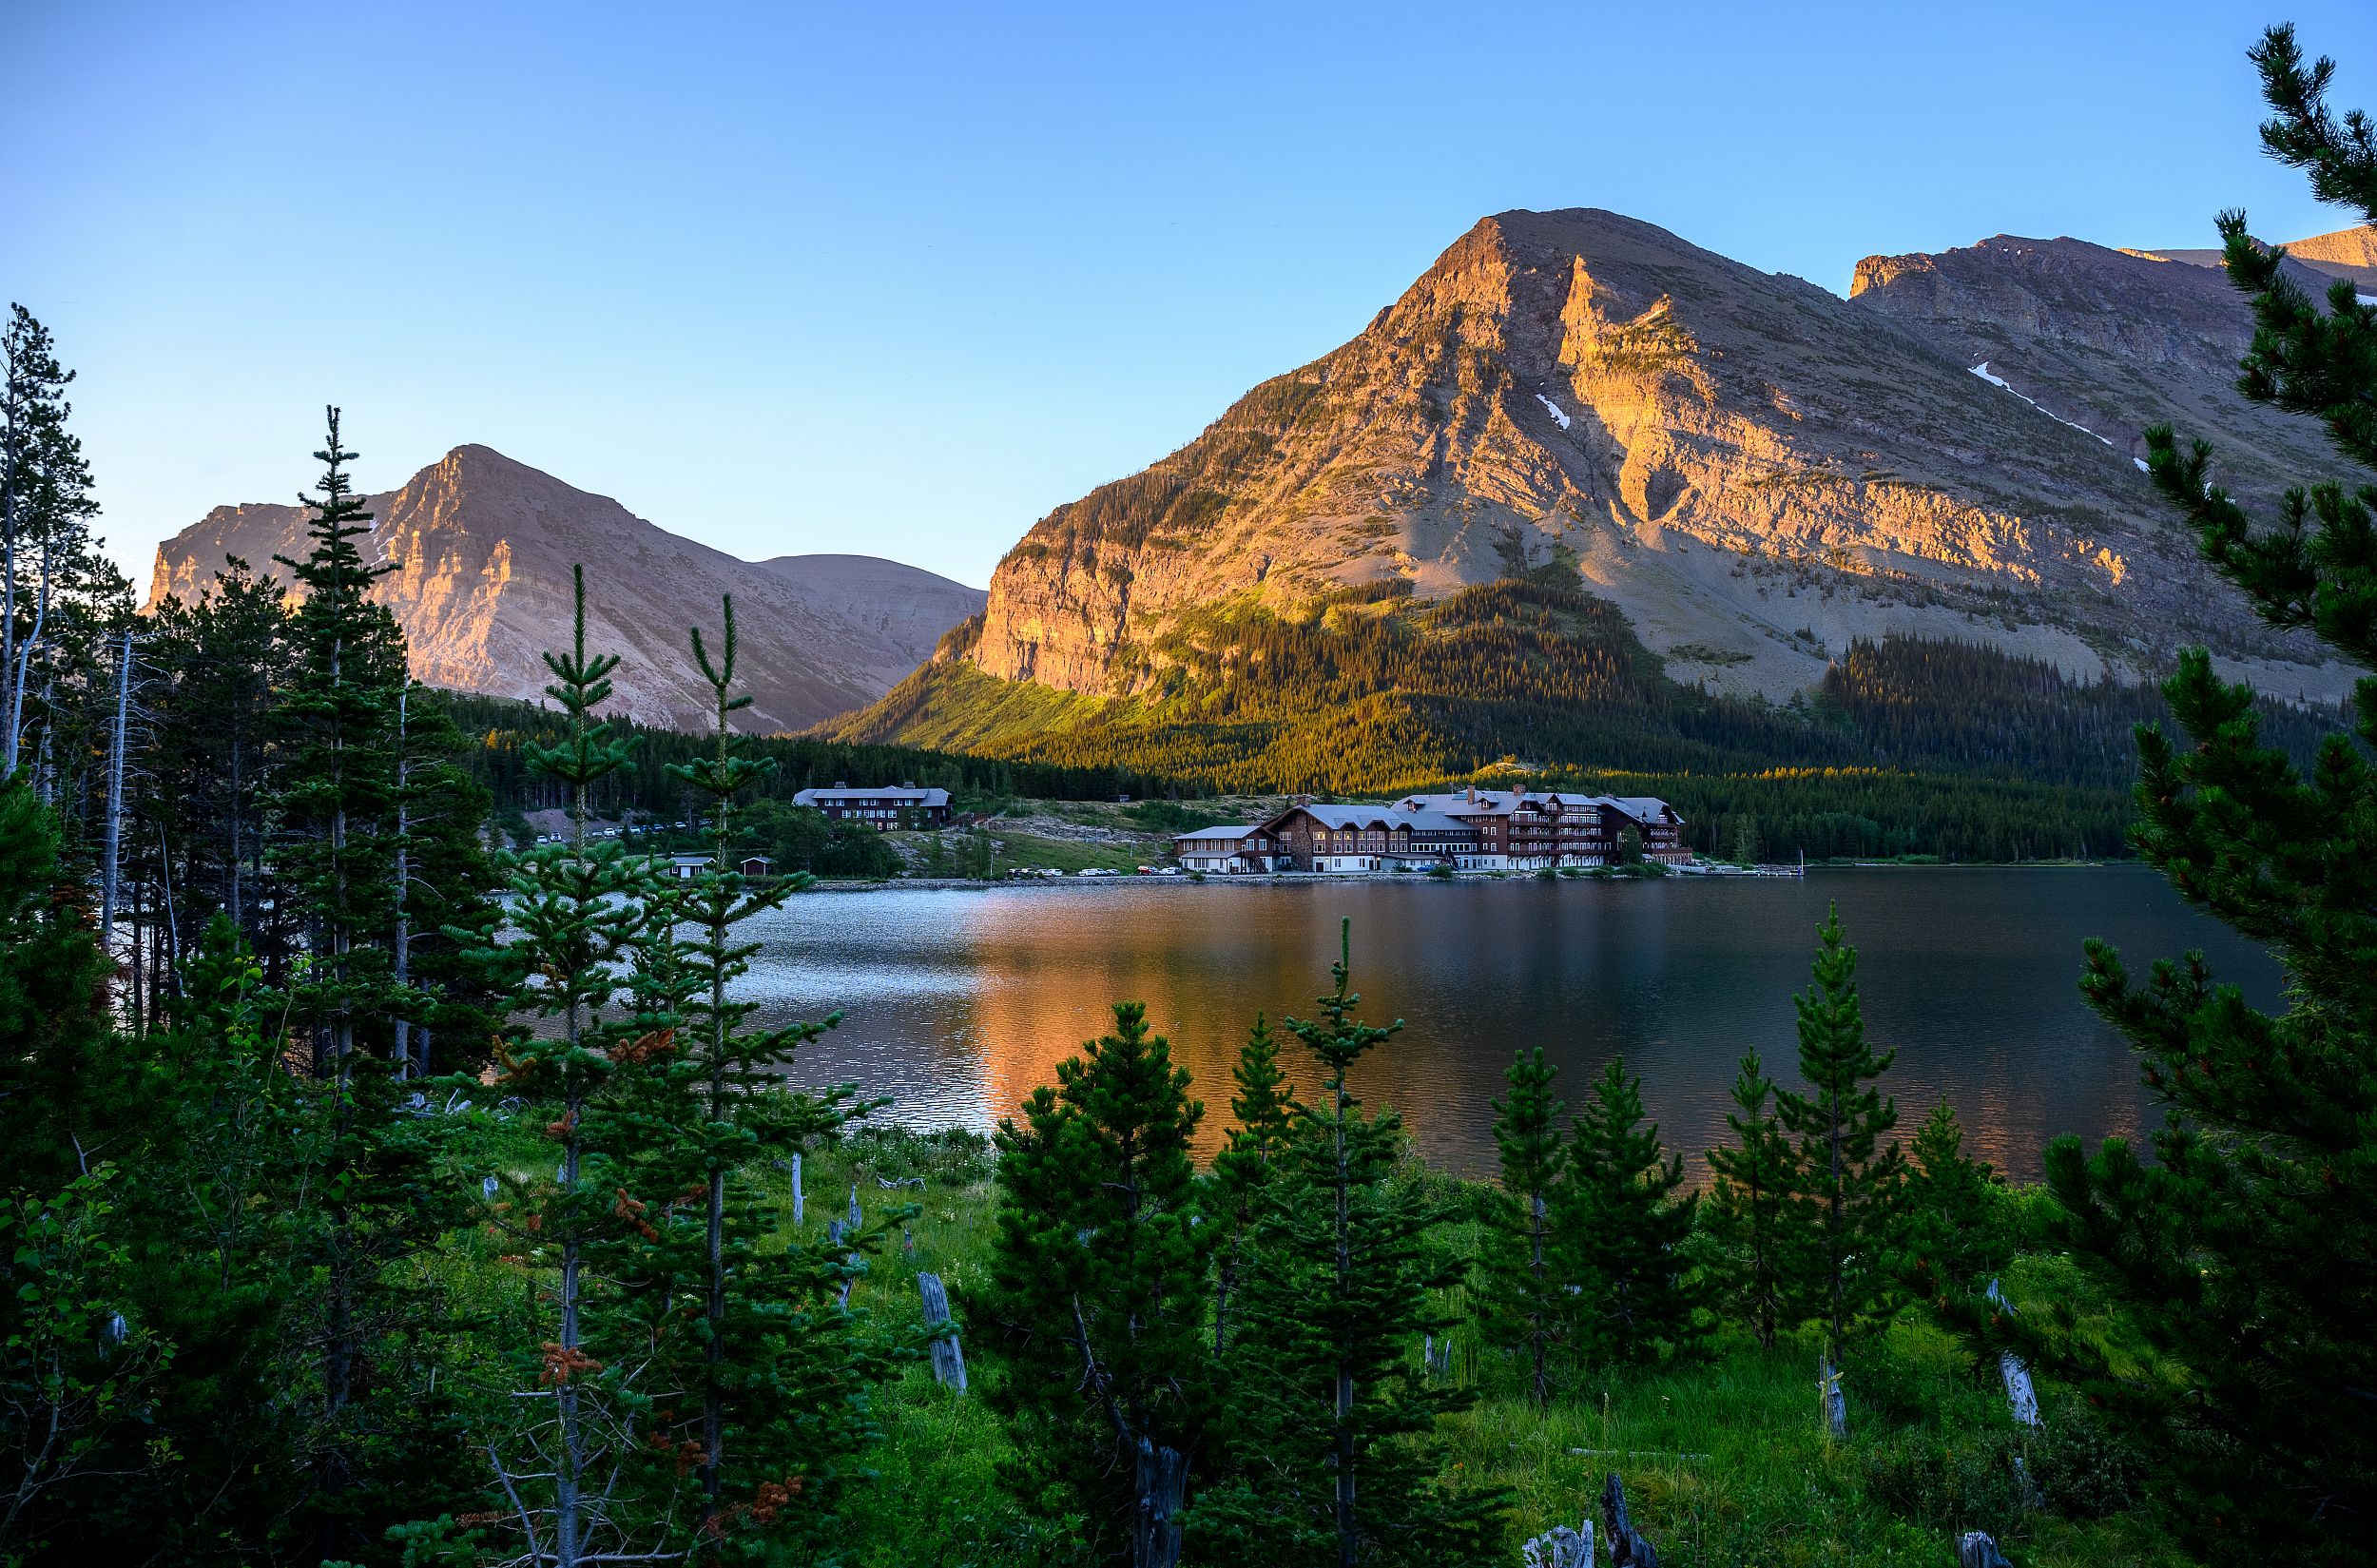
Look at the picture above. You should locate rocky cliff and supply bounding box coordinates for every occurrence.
[2129,221,2377,291]
[148,445,984,732]
[847,207,2356,753]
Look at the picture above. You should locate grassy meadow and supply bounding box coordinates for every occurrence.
[495,1125,2188,1568]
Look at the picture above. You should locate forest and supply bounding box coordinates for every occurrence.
[833,567,2350,861]
[2,24,2374,1568]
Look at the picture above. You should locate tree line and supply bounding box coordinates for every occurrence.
[444,690,1166,826]
[859,571,2348,861]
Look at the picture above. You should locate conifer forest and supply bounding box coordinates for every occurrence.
[4,21,2375,1568]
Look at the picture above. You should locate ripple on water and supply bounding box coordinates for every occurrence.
[740,872,2277,1181]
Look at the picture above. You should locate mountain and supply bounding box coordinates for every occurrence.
[826,206,2362,785]
[2128,221,2377,291]
[148,444,985,732]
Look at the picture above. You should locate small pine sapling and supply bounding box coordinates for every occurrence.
[1567,1056,1702,1365]
[1703,1049,1800,1350]
[1483,1046,1570,1407]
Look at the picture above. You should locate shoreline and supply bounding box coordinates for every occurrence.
[798,860,2129,892]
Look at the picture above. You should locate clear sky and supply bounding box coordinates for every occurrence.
[7,1,2374,592]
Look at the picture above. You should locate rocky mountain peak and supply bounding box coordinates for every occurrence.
[928,206,2356,725]
[150,446,984,731]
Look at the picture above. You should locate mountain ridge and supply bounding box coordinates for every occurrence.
[835,205,2359,780]
[148,444,985,732]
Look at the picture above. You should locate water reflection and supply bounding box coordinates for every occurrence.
[740,869,2279,1182]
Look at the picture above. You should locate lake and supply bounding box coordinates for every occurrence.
[732,869,2280,1182]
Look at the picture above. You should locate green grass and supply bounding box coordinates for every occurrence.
[432,1121,2187,1567]
[981,827,1154,875]
[772,1133,2186,1568]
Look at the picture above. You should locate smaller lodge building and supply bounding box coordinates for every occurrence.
[789,784,953,828]
[1172,788,1687,874]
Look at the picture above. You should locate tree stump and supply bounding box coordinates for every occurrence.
[2000,1354,2040,1428]
[1132,1437,1187,1568]
[1520,1520,1594,1568]
[1600,1473,1657,1567]
[918,1271,967,1394]
[1958,1530,2012,1568]
[1818,1357,1848,1440]
[1984,1281,2040,1428]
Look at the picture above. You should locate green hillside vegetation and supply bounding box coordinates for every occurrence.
[443,689,1170,821]
[830,572,2349,861]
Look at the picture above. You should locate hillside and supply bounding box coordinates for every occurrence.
[829,206,2363,789]
[2129,219,2377,290]
[148,444,985,732]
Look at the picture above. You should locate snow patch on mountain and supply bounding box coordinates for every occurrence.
[1970,362,2116,448]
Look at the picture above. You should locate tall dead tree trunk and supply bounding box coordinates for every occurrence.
[392,686,413,1077]
[98,626,131,948]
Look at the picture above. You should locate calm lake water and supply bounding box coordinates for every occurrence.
[733,869,2279,1182]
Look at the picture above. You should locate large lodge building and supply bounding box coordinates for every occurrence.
[1173,788,1688,874]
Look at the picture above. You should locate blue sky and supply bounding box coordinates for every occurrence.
[6,1,2373,591]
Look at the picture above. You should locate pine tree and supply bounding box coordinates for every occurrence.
[1903,1099,2008,1297]
[384,678,500,1081]
[647,594,888,1556]
[1,305,98,786]
[82,917,333,1561]
[980,1000,1212,1564]
[0,780,115,1195]
[270,405,403,1074]
[145,557,289,958]
[1481,1046,1568,1407]
[265,409,466,1558]
[1773,905,1904,1367]
[0,787,214,1558]
[1192,923,1502,1568]
[1983,25,2377,1558]
[1211,1013,1296,1357]
[1567,1056,1701,1365]
[466,567,683,1568]
[1702,1049,1798,1350]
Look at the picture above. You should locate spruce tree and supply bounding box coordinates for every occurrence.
[145,557,288,957]
[1566,1057,1701,1365]
[386,678,498,1082]
[465,567,683,1567]
[1,305,97,785]
[979,1000,1211,1564]
[0,780,115,1194]
[1703,1049,1798,1350]
[1772,905,1904,1367]
[1983,25,2377,1558]
[1903,1100,2008,1298]
[1192,923,1501,1568]
[1481,1046,1568,1407]
[89,917,337,1560]
[270,405,402,1077]
[264,409,465,1556]
[1211,1013,1296,1357]
[649,594,888,1556]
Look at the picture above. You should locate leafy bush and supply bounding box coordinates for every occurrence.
[2031,1394,2149,1519]
[735,799,903,878]
[1861,1423,2031,1541]
[841,1124,996,1188]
